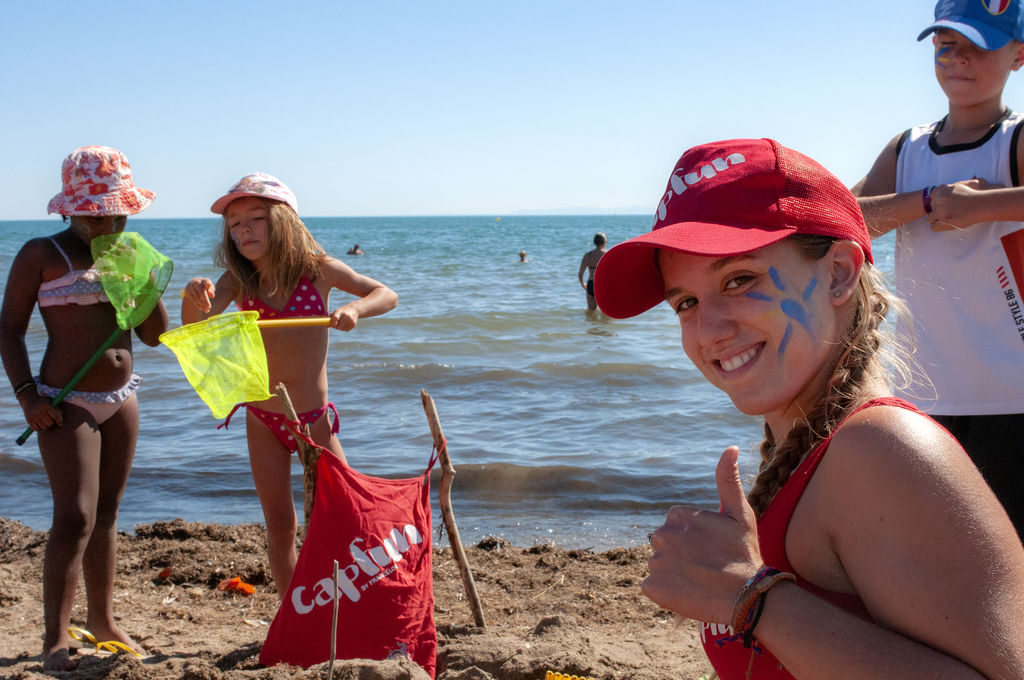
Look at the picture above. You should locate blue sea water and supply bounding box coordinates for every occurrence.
[0,216,895,549]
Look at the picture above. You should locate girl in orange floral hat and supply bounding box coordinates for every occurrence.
[0,145,168,671]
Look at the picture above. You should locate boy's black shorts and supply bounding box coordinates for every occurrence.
[933,412,1024,545]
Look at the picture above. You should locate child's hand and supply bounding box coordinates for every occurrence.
[928,178,1002,231]
[330,305,360,332]
[181,278,216,314]
[19,393,62,431]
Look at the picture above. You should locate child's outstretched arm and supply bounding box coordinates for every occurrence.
[322,257,398,332]
[0,240,63,431]
[180,273,235,325]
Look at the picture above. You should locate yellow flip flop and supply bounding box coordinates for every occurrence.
[95,640,143,658]
[67,627,98,646]
[68,627,144,659]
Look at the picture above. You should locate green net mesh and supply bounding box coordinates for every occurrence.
[159,311,273,418]
[91,232,174,330]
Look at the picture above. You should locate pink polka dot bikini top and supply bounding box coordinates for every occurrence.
[237,276,326,318]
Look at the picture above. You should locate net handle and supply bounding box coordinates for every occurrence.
[256,317,332,328]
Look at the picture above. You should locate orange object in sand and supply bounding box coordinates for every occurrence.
[156,567,172,580]
[218,576,256,595]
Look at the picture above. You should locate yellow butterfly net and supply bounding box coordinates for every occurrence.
[160,311,273,418]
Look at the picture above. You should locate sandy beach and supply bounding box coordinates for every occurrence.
[0,516,712,679]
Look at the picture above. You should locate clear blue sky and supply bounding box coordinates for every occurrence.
[1,1,1011,219]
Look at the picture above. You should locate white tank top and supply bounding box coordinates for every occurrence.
[894,112,1024,415]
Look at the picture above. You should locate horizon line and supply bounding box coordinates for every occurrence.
[0,211,652,222]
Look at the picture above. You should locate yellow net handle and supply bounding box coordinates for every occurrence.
[256,317,332,328]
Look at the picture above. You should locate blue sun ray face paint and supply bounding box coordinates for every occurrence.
[769,267,787,292]
[746,291,773,302]
[936,45,953,68]
[766,267,820,357]
[778,323,794,357]
[802,278,817,301]
[781,299,809,327]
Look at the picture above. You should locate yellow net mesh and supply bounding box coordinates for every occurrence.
[159,311,273,418]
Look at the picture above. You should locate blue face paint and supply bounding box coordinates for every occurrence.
[781,299,809,326]
[802,277,817,302]
[745,291,773,302]
[936,45,952,68]
[766,270,818,357]
[778,323,793,357]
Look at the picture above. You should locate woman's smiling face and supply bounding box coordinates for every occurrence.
[660,239,846,432]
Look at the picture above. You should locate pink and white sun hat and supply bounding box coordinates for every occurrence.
[210,172,299,215]
[47,146,155,216]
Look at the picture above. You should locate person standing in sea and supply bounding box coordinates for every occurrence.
[0,146,167,671]
[577,232,607,311]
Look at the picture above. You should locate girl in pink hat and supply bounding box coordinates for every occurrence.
[596,139,1024,679]
[181,173,397,599]
[0,145,168,671]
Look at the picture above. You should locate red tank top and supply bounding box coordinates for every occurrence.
[237,276,326,318]
[702,397,919,679]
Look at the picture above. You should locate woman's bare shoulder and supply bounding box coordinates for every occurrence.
[829,403,963,469]
[819,403,996,513]
[820,401,1017,565]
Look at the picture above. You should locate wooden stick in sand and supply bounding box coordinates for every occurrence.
[328,558,340,680]
[275,383,319,530]
[420,389,486,628]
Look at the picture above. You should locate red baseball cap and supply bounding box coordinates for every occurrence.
[594,138,871,319]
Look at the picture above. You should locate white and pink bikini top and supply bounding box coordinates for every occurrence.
[37,237,108,308]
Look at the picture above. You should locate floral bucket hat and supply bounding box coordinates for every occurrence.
[210,172,299,215]
[47,145,155,216]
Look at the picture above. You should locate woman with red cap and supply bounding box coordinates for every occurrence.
[594,139,1024,679]
[0,146,167,670]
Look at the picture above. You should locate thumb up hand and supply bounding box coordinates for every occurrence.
[716,446,758,531]
[641,447,763,624]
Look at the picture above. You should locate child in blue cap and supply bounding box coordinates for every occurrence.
[853,0,1024,541]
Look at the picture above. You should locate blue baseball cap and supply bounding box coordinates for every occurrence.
[918,0,1024,50]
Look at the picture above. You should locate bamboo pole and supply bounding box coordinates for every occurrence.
[275,383,319,530]
[257,317,331,328]
[420,389,486,628]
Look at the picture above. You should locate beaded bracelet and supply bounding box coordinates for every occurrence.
[922,186,934,214]
[730,565,795,646]
[13,379,35,398]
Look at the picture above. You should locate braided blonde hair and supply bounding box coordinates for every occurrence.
[745,235,904,517]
